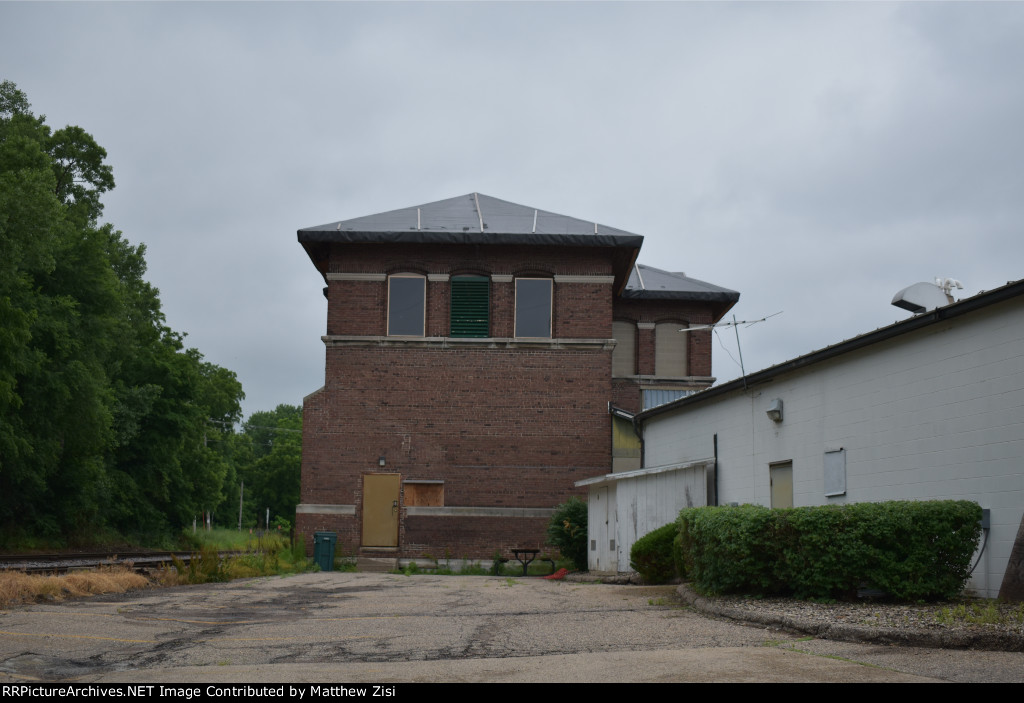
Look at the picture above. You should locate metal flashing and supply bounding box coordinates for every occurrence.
[575,458,715,488]
[623,263,739,304]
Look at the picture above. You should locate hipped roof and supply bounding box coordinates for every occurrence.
[298,193,643,290]
[624,264,739,308]
[298,193,739,310]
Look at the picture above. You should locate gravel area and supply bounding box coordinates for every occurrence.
[680,584,1024,651]
[568,572,1024,652]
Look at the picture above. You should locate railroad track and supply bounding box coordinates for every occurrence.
[0,551,239,574]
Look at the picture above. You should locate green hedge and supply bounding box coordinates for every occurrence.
[679,500,982,601]
[629,523,679,584]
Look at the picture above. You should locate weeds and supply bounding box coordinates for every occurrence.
[333,555,358,573]
[0,530,317,607]
[160,532,316,586]
[936,600,1024,626]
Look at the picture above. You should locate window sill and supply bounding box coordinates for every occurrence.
[611,375,716,385]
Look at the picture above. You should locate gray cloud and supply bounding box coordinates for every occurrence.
[3,1,1021,416]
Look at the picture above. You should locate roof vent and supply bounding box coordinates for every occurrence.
[891,278,962,314]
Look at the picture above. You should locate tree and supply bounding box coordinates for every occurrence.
[0,80,245,544]
[232,405,302,528]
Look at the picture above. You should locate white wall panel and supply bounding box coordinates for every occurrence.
[641,298,1024,597]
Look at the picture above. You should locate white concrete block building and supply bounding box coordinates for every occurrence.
[586,279,1024,597]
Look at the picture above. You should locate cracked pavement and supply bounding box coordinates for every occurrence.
[0,572,1021,682]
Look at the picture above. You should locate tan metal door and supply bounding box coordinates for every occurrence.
[770,462,793,509]
[362,473,401,547]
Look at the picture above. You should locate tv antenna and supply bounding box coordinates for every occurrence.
[682,312,782,388]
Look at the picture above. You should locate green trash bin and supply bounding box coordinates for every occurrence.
[313,531,337,572]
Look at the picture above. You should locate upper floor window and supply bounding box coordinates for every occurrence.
[612,321,636,377]
[515,278,552,338]
[450,275,490,338]
[655,321,688,377]
[387,274,425,336]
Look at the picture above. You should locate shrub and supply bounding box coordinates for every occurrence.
[680,504,780,595]
[671,532,686,579]
[546,497,588,571]
[679,500,982,601]
[629,523,679,584]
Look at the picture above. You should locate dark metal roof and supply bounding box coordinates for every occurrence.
[637,278,1024,423]
[298,194,739,310]
[299,193,645,292]
[623,264,740,304]
[299,192,644,248]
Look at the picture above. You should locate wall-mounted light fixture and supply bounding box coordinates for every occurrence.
[378,455,386,467]
[766,398,784,423]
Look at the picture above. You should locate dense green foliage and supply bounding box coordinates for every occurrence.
[546,497,588,571]
[629,522,680,584]
[224,404,303,530]
[0,81,301,546]
[678,500,982,601]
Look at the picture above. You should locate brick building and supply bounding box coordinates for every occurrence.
[295,193,738,559]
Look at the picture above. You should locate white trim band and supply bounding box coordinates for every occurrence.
[327,273,387,282]
[296,503,356,515]
[405,506,556,518]
[553,275,615,284]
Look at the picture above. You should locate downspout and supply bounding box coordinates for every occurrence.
[713,433,719,506]
[634,414,644,469]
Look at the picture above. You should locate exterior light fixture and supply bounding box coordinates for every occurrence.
[766,398,784,423]
[378,456,386,467]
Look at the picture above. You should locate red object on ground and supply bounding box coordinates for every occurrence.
[543,568,569,580]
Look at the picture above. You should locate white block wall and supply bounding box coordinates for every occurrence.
[642,299,1024,597]
[586,463,707,573]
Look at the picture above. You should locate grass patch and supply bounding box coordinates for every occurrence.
[935,599,1024,626]
[158,532,317,586]
[180,527,274,551]
[0,565,150,609]
[0,530,317,607]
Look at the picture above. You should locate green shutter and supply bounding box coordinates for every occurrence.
[450,276,490,338]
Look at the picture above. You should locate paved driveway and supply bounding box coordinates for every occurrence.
[0,572,1021,682]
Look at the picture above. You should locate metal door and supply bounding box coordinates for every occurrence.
[770,462,793,509]
[362,473,401,547]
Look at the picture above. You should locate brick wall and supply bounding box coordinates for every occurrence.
[613,299,716,377]
[403,515,553,558]
[301,242,720,558]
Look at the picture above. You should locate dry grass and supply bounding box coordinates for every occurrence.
[0,566,150,609]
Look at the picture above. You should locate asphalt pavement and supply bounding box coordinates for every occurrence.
[0,572,1020,683]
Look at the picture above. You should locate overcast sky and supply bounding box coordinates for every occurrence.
[3,2,1023,419]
